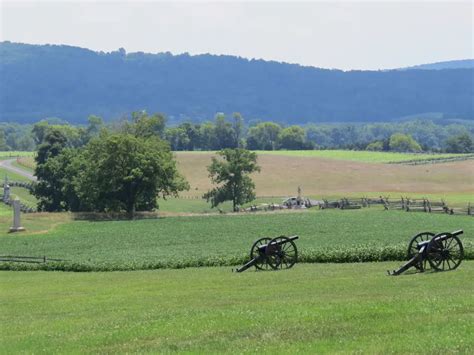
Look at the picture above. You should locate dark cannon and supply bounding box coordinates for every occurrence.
[235,235,299,272]
[388,230,464,276]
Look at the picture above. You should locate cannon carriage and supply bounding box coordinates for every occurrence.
[235,235,299,272]
[389,230,464,276]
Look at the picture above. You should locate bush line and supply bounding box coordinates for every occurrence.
[1,242,472,272]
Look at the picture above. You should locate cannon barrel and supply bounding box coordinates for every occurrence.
[257,235,299,252]
[433,230,463,243]
[417,230,464,249]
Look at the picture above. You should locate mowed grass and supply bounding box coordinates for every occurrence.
[1,208,472,271]
[158,196,282,213]
[258,149,470,163]
[0,203,70,231]
[1,262,473,353]
[0,166,31,182]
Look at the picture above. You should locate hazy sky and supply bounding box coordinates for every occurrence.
[1,0,472,70]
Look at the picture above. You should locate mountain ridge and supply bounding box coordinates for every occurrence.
[1,41,473,124]
[401,59,474,70]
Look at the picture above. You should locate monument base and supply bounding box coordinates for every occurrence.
[9,227,26,233]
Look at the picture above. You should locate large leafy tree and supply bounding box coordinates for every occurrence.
[277,126,311,150]
[33,128,69,211]
[204,148,260,212]
[389,133,422,152]
[128,111,167,138]
[75,132,188,217]
[246,122,281,150]
[445,133,473,153]
[214,113,236,149]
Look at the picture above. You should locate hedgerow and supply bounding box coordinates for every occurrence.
[1,241,471,272]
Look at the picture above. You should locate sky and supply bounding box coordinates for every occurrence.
[1,0,472,70]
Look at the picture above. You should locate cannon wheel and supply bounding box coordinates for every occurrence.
[426,233,464,271]
[265,236,298,270]
[250,237,273,270]
[407,231,434,271]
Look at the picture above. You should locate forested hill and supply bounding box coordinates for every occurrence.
[402,59,474,70]
[1,41,473,124]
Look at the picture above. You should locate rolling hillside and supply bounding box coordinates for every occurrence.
[402,59,474,70]
[1,42,473,124]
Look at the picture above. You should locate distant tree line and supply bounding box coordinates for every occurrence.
[1,113,473,154]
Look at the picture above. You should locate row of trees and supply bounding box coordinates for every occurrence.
[2,114,474,153]
[165,116,474,153]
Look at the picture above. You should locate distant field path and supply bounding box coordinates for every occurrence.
[0,159,36,181]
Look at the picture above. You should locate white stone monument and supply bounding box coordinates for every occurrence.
[9,198,25,232]
[3,183,10,203]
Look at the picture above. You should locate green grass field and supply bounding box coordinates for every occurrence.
[4,187,37,208]
[1,208,472,271]
[1,262,473,353]
[256,150,470,163]
[0,166,31,182]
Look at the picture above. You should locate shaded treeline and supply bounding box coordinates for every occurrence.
[2,114,473,153]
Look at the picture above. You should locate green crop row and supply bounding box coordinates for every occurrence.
[1,241,472,272]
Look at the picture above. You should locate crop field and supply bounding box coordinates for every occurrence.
[1,262,473,353]
[175,152,474,204]
[1,208,472,271]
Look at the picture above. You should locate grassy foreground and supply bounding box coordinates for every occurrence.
[1,262,473,353]
[1,209,472,271]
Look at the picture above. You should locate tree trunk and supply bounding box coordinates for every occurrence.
[126,184,136,219]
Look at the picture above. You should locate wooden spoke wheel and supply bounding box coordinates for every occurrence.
[250,237,273,270]
[265,236,298,270]
[407,232,434,271]
[427,233,464,271]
